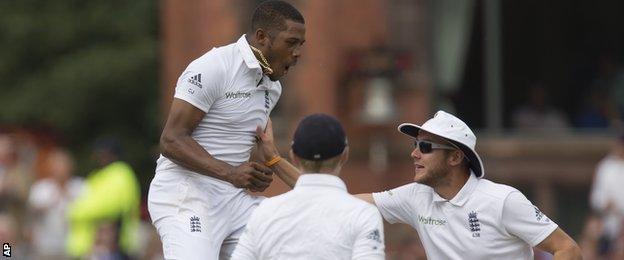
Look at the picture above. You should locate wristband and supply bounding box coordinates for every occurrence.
[265,155,282,167]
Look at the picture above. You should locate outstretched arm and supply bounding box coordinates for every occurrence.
[535,228,582,260]
[501,191,581,260]
[256,119,301,188]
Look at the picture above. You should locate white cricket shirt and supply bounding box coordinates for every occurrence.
[590,154,624,238]
[156,34,281,174]
[373,172,558,260]
[231,174,385,260]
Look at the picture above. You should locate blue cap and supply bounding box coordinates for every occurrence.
[292,114,347,161]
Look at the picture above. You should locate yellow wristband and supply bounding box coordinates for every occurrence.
[265,155,282,167]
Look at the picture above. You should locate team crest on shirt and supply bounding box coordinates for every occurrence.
[190,216,201,232]
[468,211,481,237]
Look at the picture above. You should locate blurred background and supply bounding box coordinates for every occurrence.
[1,0,624,259]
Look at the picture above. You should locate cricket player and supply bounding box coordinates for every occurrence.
[231,114,385,260]
[147,1,305,259]
[357,111,582,259]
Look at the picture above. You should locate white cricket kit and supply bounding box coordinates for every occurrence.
[231,174,385,260]
[373,173,558,260]
[148,35,281,260]
[590,154,624,238]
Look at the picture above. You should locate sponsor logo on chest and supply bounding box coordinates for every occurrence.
[225,91,252,99]
[418,215,447,226]
[222,89,272,114]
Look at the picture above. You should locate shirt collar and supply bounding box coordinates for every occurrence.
[432,171,479,206]
[236,34,262,70]
[294,174,347,192]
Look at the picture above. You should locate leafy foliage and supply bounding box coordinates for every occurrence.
[0,0,159,191]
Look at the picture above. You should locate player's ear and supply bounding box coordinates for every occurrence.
[289,149,300,167]
[254,28,271,47]
[340,147,349,165]
[447,150,464,167]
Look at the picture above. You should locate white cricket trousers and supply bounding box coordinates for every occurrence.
[148,169,264,260]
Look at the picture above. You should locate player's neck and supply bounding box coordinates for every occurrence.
[247,40,273,75]
[299,167,341,176]
[433,169,470,200]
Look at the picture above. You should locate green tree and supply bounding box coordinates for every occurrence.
[0,0,159,191]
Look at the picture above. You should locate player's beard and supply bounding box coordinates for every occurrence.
[414,155,451,188]
[265,39,282,81]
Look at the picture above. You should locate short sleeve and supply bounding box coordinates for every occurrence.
[372,183,420,225]
[351,206,385,260]
[502,191,558,246]
[173,56,226,113]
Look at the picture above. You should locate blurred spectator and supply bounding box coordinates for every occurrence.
[578,215,603,260]
[133,200,164,260]
[589,134,624,257]
[0,212,16,245]
[28,148,84,259]
[575,88,614,128]
[0,133,35,245]
[136,221,164,260]
[89,221,129,260]
[576,55,624,129]
[612,228,624,260]
[597,55,624,110]
[0,212,25,258]
[67,137,140,258]
[511,82,570,133]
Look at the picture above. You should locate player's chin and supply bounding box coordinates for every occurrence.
[270,66,291,80]
[413,170,428,183]
[268,71,284,81]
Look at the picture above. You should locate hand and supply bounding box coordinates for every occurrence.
[256,119,280,162]
[227,162,274,192]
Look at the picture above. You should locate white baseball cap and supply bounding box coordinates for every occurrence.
[397,110,484,178]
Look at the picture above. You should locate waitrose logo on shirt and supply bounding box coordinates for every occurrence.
[225,91,252,99]
[418,215,447,226]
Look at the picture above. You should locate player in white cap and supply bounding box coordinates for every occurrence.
[147,1,305,259]
[357,110,582,259]
[232,114,385,259]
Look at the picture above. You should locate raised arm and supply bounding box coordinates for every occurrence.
[160,99,273,192]
[255,119,301,188]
